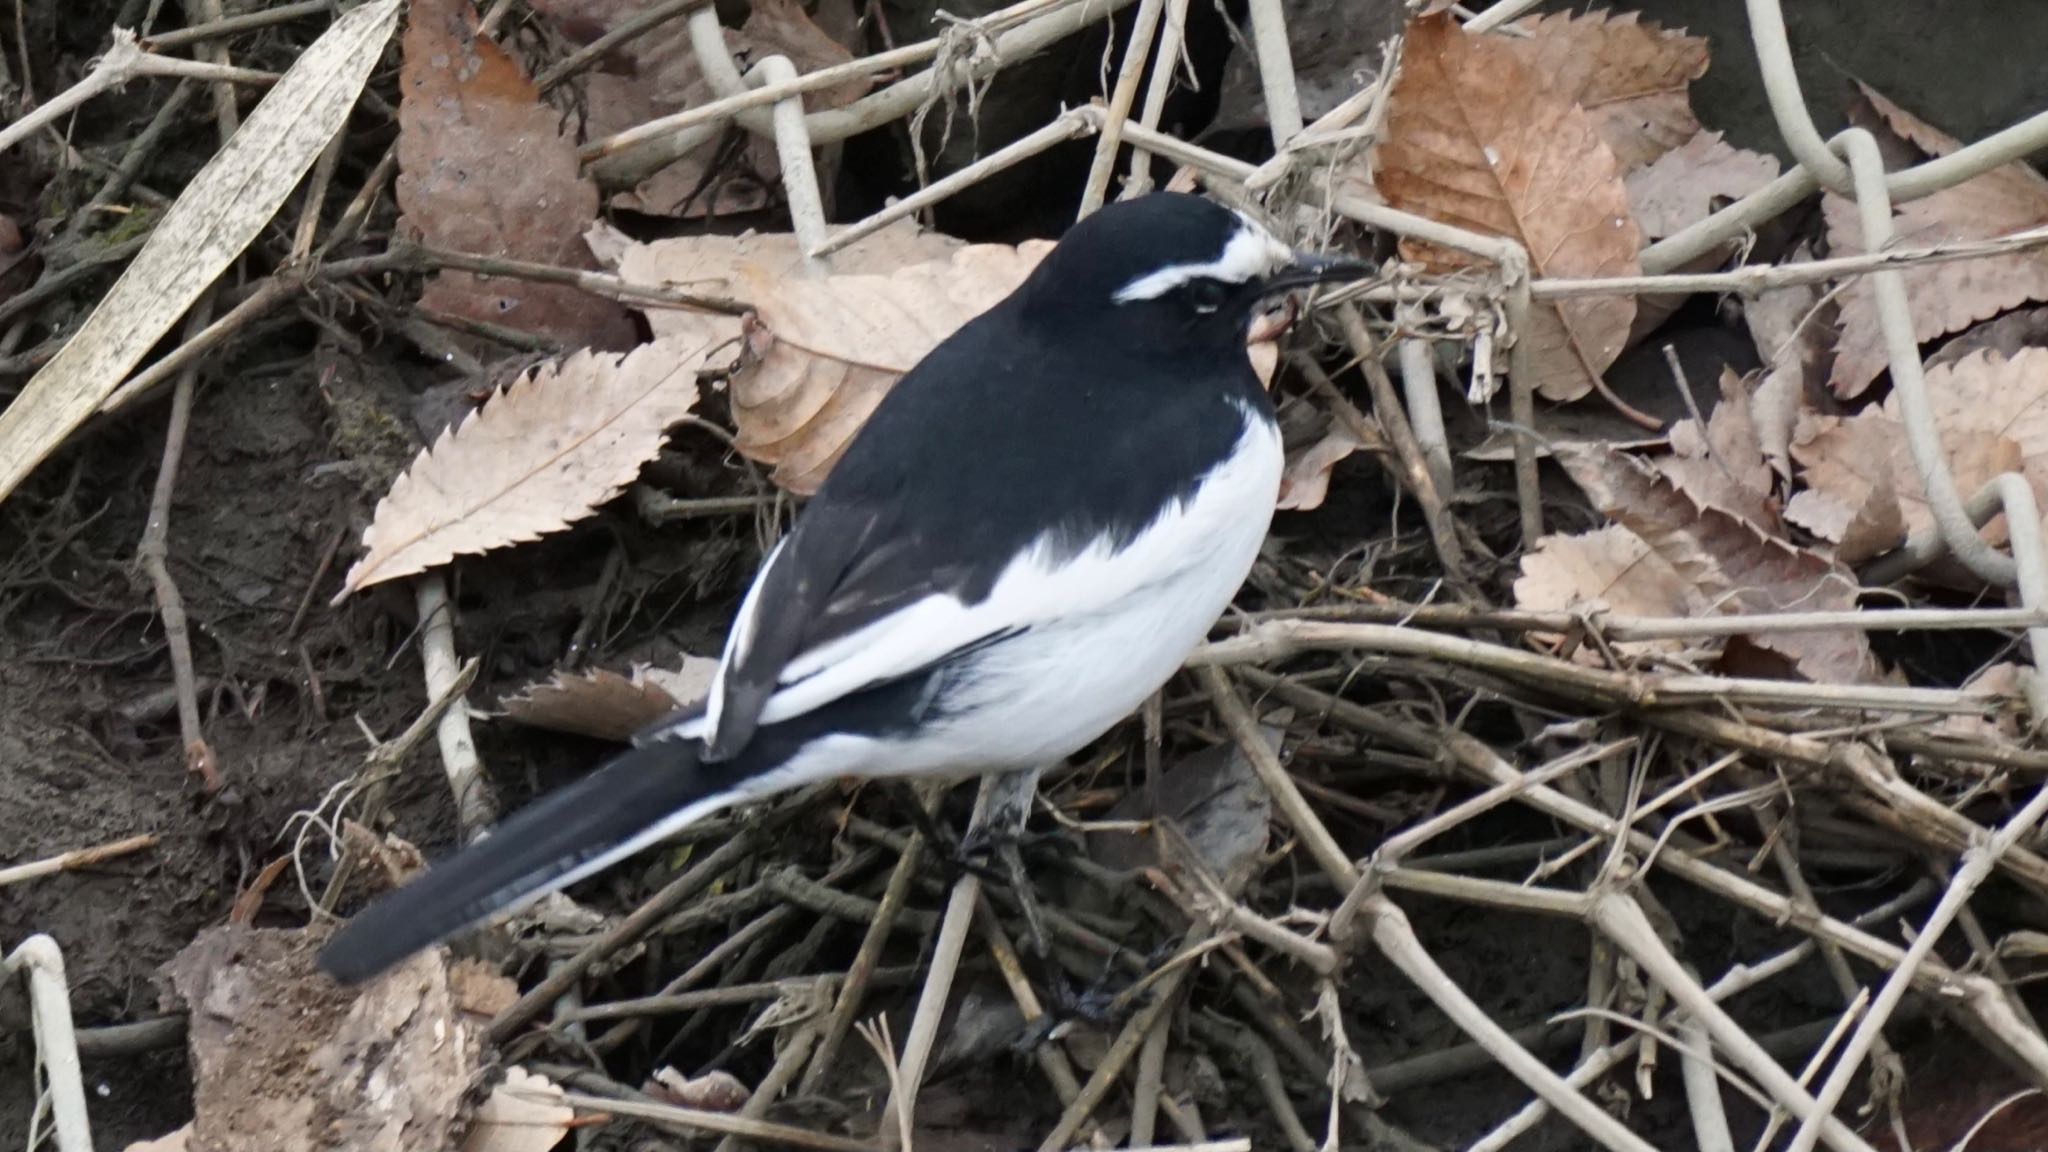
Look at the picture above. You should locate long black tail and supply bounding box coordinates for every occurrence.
[317,739,728,984]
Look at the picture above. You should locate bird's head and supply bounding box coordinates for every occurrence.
[1018,192,1368,350]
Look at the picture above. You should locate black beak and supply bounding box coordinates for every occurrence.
[1262,250,1371,295]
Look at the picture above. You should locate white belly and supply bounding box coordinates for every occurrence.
[866,411,1282,776]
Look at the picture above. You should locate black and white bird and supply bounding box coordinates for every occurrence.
[318,192,1366,983]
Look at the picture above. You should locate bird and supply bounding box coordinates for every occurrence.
[318,191,1367,984]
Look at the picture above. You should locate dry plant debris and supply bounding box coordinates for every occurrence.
[1625,130,1781,240]
[1377,12,1643,403]
[532,0,866,217]
[500,656,719,741]
[1503,10,1711,171]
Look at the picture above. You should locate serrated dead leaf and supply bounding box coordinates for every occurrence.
[1656,367,1778,530]
[1558,446,1875,683]
[1743,244,1827,480]
[1504,10,1710,170]
[733,241,1056,492]
[1514,524,1706,658]
[399,0,635,349]
[1825,84,2048,397]
[1377,13,1642,403]
[501,656,718,741]
[340,342,707,596]
[1626,131,1780,240]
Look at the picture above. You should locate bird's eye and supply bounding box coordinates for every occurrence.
[1185,278,1229,313]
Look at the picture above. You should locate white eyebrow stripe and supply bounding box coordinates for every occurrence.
[1114,217,1295,302]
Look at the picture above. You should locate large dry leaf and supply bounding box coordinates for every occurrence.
[501,657,718,742]
[1278,425,1365,511]
[1825,84,2048,397]
[1791,348,2048,569]
[1377,13,1642,403]
[399,0,634,349]
[0,0,401,506]
[1558,446,1875,683]
[1626,131,1780,240]
[1504,10,1710,170]
[1515,524,1706,659]
[734,241,1056,492]
[341,342,706,595]
[1656,367,1778,530]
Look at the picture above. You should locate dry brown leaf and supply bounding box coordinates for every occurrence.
[734,241,1056,492]
[531,0,865,217]
[1377,13,1642,403]
[1558,446,1876,683]
[341,342,707,596]
[1785,412,1907,564]
[501,656,718,741]
[1656,367,1778,530]
[399,0,634,349]
[1825,85,2048,397]
[1514,524,1706,658]
[123,1128,192,1152]
[651,1067,752,1111]
[1625,131,1780,240]
[1504,10,1710,170]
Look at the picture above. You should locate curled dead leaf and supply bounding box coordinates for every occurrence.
[732,241,1056,492]
[340,341,708,597]
[1377,14,1642,403]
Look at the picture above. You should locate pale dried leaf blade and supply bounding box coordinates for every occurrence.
[1787,411,1908,563]
[1824,87,2048,397]
[340,341,706,596]
[734,240,1056,492]
[1557,446,1876,682]
[1377,13,1642,402]
[399,0,633,348]
[0,0,402,506]
[461,1068,574,1152]
[1506,10,1710,170]
[1625,131,1780,240]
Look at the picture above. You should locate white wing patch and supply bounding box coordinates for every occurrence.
[702,535,787,738]
[1115,213,1293,302]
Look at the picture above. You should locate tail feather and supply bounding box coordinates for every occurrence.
[317,740,728,984]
